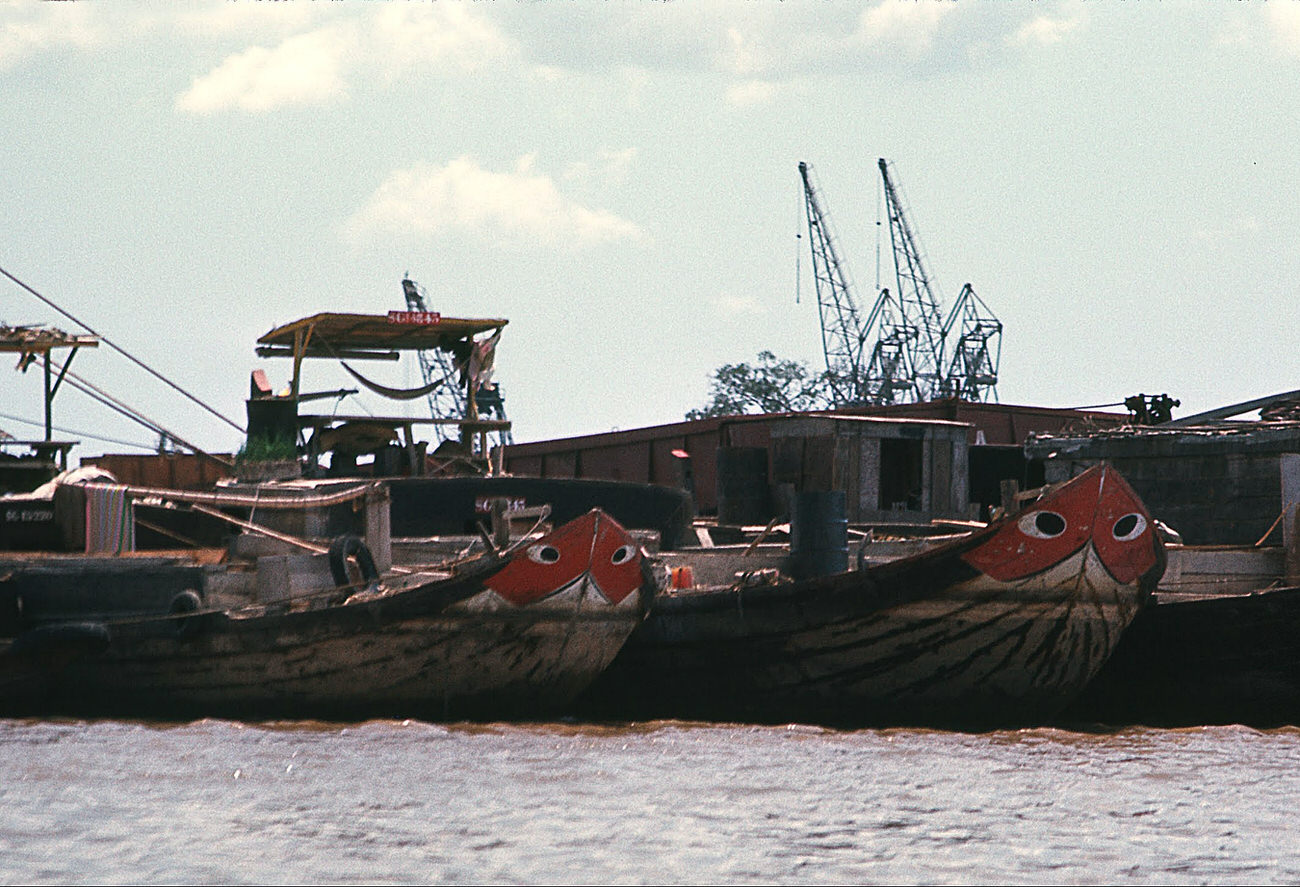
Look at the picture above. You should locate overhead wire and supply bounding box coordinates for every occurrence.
[43,356,233,467]
[0,263,245,434]
[1069,401,1127,410]
[0,408,153,450]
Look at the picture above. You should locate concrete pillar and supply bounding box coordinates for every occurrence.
[1281,454,1300,586]
[364,483,392,574]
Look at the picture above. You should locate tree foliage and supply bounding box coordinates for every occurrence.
[686,351,837,420]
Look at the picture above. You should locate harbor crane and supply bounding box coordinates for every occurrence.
[798,159,1002,406]
[942,281,1003,401]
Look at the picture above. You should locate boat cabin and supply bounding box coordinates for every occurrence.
[766,414,973,526]
[1,324,99,550]
[248,309,510,479]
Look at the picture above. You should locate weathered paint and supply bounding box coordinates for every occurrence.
[580,464,1164,729]
[0,509,653,722]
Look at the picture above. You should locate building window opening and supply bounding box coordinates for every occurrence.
[879,438,923,512]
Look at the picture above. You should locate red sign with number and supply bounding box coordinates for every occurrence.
[387,310,441,325]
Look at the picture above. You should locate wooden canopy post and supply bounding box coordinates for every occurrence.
[42,351,52,440]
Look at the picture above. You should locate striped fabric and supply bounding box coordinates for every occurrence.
[84,484,135,554]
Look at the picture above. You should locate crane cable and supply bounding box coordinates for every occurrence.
[0,264,245,434]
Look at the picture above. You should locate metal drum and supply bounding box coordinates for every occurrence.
[790,490,848,579]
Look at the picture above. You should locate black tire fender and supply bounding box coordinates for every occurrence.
[329,535,379,591]
[169,589,205,640]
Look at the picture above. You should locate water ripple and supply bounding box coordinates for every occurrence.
[5,719,1300,884]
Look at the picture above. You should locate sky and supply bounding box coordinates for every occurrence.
[3,0,1300,462]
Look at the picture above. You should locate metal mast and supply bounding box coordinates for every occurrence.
[877,159,1002,403]
[799,161,915,406]
[799,161,867,405]
[400,277,514,447]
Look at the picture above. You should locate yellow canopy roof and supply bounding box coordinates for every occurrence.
[255,311,507,360]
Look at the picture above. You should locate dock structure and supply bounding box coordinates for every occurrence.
[502,400,1128,524]
[0,324,98,491]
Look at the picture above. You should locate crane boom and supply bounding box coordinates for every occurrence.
[942,282,1002,402]
[798,161,868,405]
[401,277,514,447]
[878,158,948,402]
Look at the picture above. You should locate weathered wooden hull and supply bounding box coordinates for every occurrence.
[1060,583,1300,728]
[581,464,1165,729]
[0,510,653,721]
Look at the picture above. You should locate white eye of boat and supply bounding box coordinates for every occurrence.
[527,545,561,565]
[610,544,635,565]
[1112,513,1147,542]
[1019,510,1067,539]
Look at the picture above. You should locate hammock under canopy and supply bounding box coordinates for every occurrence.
[338,359,451,401]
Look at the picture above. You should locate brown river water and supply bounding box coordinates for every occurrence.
[5,717,1300,886]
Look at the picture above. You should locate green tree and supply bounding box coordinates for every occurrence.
[686,351,837,420]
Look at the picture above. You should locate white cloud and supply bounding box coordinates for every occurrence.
[0,3,329,73]
[169,3,325,40]
[176,25,355,113]
[726,79,777,107]
[673,1,1007,82]
[721,24,771,78]
[175,6,512,113]
[1267,3,1300,55]
[713,293,770,317]
[0,0,101,70]
[3,2,1044,112]
[1009,14,1083,48]
[344,155,647,249]
[853,0,958,57]
[368,5,513,83]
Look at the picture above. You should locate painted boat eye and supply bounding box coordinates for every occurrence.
[1018,510,1067,539]
[1112,513,1147,542]
[527,545,561,565]
[610,544,635,566]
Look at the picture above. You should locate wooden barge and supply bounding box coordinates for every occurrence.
[579,464,1165,730]
[0,496,655,721]
[0,313,663,721]
[1028,402,1300,727]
